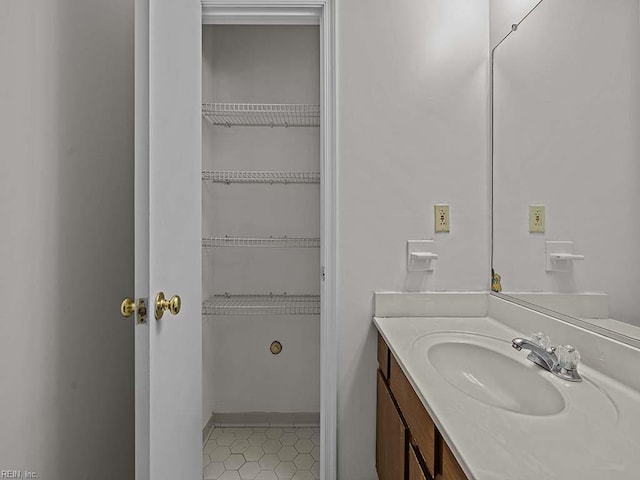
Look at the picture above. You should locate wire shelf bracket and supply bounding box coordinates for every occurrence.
[202,103,320,127]
[203,236,320,248]
[202,294,320,316]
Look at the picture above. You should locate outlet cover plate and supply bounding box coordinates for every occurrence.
[435,204,450,233]
[529,205,545,233]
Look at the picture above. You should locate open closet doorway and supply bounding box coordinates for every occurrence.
[132,1,334,478]
[199,3,336,480]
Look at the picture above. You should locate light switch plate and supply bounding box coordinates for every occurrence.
[529,205,545,233]
[435,204,450,233]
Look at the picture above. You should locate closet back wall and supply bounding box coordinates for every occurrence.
[336,0,490,478]
[202,26,321,420]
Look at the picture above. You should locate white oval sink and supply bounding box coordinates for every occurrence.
[427,340,566,416]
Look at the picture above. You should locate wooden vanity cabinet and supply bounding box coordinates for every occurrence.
[440,442,467,480]
[378,333,391,380]
[376,370,406,480]
[376,333,468,480]
[389,355,436,475]
[409,444,429,480]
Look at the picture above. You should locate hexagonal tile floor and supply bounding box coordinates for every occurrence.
[203,427,321,479]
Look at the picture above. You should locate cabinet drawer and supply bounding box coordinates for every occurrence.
[441,441,467,480]
[409,444,431,480]
[377,333,390,380]
[389,355,436,476]
[376,370,406,480]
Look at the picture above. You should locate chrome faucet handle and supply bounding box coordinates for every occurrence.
[553,345,582,382]
[531,332,551,350]
[557,345,580,370]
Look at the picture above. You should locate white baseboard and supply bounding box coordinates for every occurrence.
[202,413,215,445]
[208,412,320,428]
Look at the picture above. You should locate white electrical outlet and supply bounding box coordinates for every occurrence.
[529,205,545,233]
[435,204,450,233]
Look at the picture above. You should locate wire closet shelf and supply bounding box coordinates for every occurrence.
[202,294,320,316]
[202,103,320,128]
[202,171,320,184]
[203,236,320,248]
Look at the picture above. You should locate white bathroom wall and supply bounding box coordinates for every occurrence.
[0,0,134,479]
[201,26,321,418]
[337,1,490,478]
[492,0,640,325]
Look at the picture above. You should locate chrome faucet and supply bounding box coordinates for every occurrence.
[512,337,556,370]
[512,333,582,382]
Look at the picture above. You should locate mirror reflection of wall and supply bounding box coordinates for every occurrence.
[492,0,640,329]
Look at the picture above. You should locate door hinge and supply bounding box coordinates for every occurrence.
[322,266,325,282]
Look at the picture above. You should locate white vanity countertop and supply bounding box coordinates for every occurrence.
[374,315,640,480]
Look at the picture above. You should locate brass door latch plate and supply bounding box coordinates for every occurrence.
[120,297,148,324]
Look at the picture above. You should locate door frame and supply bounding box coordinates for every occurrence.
[200,2,337,479]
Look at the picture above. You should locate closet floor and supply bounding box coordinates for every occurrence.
[203,427,320,480]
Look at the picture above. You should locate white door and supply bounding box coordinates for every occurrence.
[135,0,202,478]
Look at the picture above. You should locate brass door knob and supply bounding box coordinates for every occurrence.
[121,297,136,317]
[120,297,148,323]
[155,292,181,320]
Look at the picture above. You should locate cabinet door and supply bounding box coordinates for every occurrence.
[378,333,390,380]
[409,444,430,480]
[376,370,406,480]
[390,357,437,475]
[441,442,467,480]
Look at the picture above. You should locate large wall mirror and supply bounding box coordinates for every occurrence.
[492,0,640,340]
